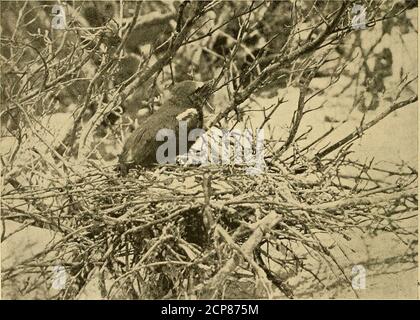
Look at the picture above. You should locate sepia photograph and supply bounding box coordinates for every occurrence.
[0,0,418,301]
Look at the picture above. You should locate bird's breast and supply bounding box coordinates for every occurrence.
[119,105,204,169]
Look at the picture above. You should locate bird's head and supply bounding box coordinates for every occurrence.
[163,80,215,112]
[170,80,205,97]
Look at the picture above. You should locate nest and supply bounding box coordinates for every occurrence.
[1,159,417,299]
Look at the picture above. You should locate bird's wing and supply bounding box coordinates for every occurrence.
[136,111,181,165]
[119,127,145,164]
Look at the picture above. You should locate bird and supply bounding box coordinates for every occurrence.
[118,80,214,175]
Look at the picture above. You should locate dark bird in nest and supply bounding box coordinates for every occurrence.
[118,80,214,175]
